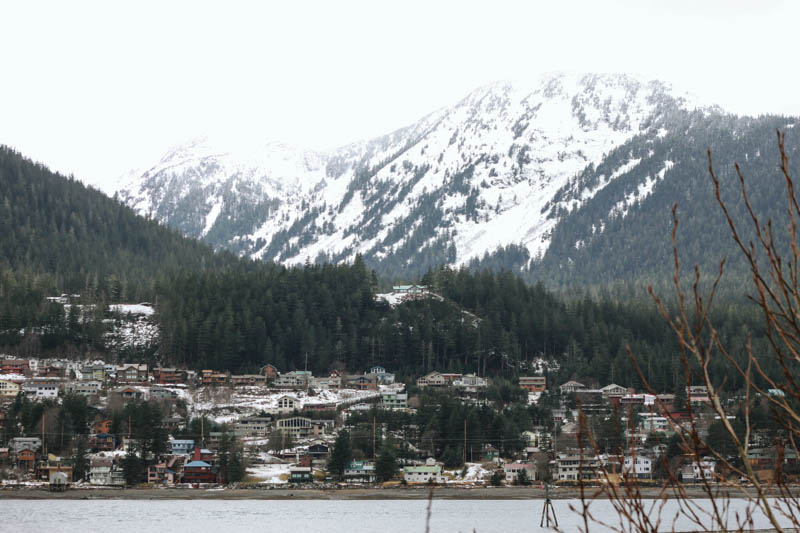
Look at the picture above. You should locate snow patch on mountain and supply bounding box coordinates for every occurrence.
[117,73,708,272]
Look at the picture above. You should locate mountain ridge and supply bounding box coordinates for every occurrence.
[117,72,786,282]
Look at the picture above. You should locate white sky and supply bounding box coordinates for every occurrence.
[1,0,797,192]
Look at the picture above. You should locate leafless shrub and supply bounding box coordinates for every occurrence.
[572,131,800,532]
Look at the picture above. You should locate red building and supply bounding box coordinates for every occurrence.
[1,360,29,375]
[152,368,187,385]
[17,449,36,471]
[182,458,215,484]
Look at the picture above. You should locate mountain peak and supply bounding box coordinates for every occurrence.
[116,73,726,273]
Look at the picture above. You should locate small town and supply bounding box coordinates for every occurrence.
[0,347,789,494]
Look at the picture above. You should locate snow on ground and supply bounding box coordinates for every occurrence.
[188,387,382,422]
[104,315,159,350]
[375,292,404,306]
[246,464,291,484]
[462,463,490,482]
[109,303,155,316]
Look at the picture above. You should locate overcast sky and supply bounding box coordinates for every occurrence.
[1,0,797,192]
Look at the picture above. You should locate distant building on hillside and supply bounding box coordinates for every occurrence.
[519,376,546,393]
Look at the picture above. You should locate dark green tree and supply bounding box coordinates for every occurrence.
[375,448,398,482]
[327,430,353,480]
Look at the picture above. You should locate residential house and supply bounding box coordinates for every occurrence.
[403,458,444,484]
[381,391,408,410]
[207,432,234,449]
[454,374,488,392]
[234,417,271,438]
[275,416,314,440]
[90,433,115,452]
[64,381,102,397]
[170,439,195,455]
[1,359,29,375]
[116,364,148,383]
[148,463,177,485]
[201,370,229,386]
[601,384,627,399]
[81,364,106,381]
[152,367,186,385]
[559,381,587,394]
[272,370,312,390]
[262,364,279,380]
[367,366,395,385]
[504,462,537,483]
[619,394,657,407]
[557,452,601,481]
[38,365,64,378]
[230,374,267,386]
[89,457,113,485]
[519,376,547,393]
[417,372,447,388]
[521,428,550,449]
[622,454,653,479]
[149,386,178,400]
[747,448,774,470]
[687,385,710,404]
[307,442,330,459]
[343,374,377,391]
[16,448,37,471]
[23,379,60,399]
[111,386,144,400]
[309,375,341,390]
[681,457,716,483]
[0,379,21,398]
[392,284,428,295]
[40,465,73,483]
[275,395,300,414]
[344,460,376,483]
[183,460,215,484]
[289,466,314,483]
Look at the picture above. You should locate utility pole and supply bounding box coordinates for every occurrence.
[372,416,376,460]
[463,419,467,465]
[201,416,204,447]
[42,412,46,457]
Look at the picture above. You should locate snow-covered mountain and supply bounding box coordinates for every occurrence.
[117,72,711,273]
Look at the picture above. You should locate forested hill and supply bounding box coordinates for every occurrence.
[155,263,772,394]
[0,145,245,300]
[532,114,800,287]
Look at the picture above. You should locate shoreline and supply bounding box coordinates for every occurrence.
[0,485,783,500]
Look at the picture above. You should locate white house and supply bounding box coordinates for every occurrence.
[274,395,300,414]
[622,454,653,479]
[559,381,587,394]
[454,374,488,391]
[89,457,113,485]
[403,458,445,483]
[504,462,537,483]
[23,380,60,399]
[601,384,627,398]
[681,458,716,483]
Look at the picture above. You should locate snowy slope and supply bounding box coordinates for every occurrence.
[117,72,708,272]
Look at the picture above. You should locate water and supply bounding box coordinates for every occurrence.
[0,498,793,532]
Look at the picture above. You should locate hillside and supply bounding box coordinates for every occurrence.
[0,145,244,299]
